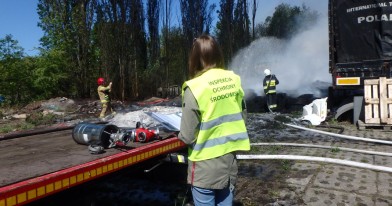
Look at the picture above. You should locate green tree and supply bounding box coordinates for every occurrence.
[266,3,300,38]
[38,0,98,98]
[257,3,319,39]
[94,0,147,101]
[216,0,250,64]
[145,0,161,97]
[0,35,24,60]
[33,49,70,99]
[216,0,235,65]
[160,0,175,93]
[233,0,251,53]
[131,0,148,99]
[254,16,271,38]
[180,0,216,79]
[251,0,258,39]
[147,0,160,66]
[164,27,188,86]
[0,35,34,104]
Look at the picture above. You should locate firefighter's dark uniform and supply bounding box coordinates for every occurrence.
[263,74,279,112]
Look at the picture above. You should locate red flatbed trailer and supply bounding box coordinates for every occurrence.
[0,126,185,206]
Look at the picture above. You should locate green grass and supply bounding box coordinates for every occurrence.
[281,159,292,171]
[0,111,59,134]
[331,147,340,153]
[0,122,35,133]
[26,112,58,126]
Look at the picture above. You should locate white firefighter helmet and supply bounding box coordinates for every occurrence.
[264,68,271,76]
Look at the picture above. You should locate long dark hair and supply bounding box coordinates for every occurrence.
[188,35,224,78]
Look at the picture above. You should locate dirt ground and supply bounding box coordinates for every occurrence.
[2,97,392,206]
[233,113,392,206]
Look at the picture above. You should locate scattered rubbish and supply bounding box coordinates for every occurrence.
[300,97,328,125]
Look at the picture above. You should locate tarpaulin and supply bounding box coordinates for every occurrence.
[332,0,392,62]
[146,112,182,131]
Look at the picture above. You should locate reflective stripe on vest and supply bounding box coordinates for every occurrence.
[182,68,250,161]
[264,80,277,94]
[199,112,243,130]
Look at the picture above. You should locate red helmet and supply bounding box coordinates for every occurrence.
[97,77,105,85]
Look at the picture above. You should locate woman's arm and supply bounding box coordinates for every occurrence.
[178,87,200,145]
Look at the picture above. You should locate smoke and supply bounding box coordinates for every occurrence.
[229,14,330,98]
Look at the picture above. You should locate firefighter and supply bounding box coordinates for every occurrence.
[97,77,115,118]
[263,68,279,112]
[178,35,250,206]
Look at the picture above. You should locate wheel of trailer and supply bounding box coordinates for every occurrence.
[334,102,354,123]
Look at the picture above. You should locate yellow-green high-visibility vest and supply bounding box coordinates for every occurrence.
[182,68,250,161]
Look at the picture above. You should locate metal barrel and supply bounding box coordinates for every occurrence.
[72,123,119,148]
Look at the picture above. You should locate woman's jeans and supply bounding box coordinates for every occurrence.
[191,185,233,206]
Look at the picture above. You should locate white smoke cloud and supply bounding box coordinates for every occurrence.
[229,14,331,98]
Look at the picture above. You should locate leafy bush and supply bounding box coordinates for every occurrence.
[0,121,35,134]
[26,112,57,126]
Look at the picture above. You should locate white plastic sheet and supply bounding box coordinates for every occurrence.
[300,97,328,125]
[147,112,182,131]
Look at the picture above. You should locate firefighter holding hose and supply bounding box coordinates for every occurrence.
[263,68,279,112]
[97,77,115,119]
[179,35,250,205]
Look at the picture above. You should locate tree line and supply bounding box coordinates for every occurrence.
[0,1,319,105]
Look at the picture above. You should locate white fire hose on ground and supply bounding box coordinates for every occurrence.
[285,123,392,145]
[236,154,392,173]
[250,142,392,157]
[237,123,392,173]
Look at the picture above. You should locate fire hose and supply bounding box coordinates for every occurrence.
[285,123,392,145]
[236,154,392,173]
[250,142,392,157]
[237,123,392,173]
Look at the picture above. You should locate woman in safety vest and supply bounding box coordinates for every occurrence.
[179,34,250,206]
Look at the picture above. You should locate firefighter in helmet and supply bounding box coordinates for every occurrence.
[263,68,279,112]
[97,77,115,118]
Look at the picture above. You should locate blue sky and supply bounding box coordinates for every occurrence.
[0,0,327,56]
[0,0,43,56]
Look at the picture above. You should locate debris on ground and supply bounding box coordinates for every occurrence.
[0,97,183,135]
